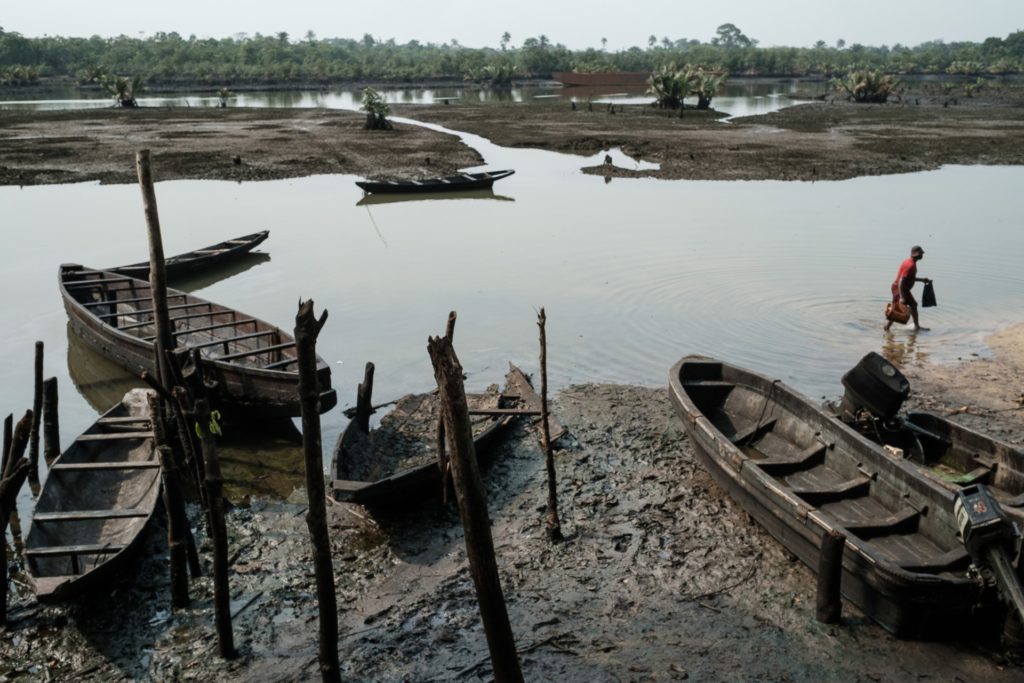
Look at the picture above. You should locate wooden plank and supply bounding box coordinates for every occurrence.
[119,310,227,330]
[731,418,778,445]
[94,301,213,320]
[96,416,151,425]
[264,358,298,370]
[25,543,125,558]
[64,277,138,288]
[51,461,160,471]
[505,363,567,442]
[217,341,295,362]
[142,318,258,340]
[190,330,277,350]
[74,431,154,442]
[32,508,149,522]
[83,294,187,308]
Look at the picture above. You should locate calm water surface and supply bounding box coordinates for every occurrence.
[2,112,1022,520]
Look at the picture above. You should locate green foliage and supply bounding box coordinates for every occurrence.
[100,73,144,106]
[217,87,231,107]
[692,71,727,109]
[831,70,901,103]
[0,64,39,86]
[360,87,392,130]
[647,64,728,110]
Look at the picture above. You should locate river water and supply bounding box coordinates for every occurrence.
[1,86,1022,521]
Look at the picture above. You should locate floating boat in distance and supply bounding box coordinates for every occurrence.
[110,230,269,281]
[552,71,650,87]
[669,354,1013,638]
[331,364,538,506]
[60,264,336,418]
[355,169,515,195]
[25,389,159,602]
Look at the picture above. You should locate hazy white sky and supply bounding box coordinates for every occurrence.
[4,1,1023,49]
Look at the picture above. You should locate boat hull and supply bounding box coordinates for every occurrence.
[111,230,269,280]
[61,264,336,418]
[356,169,514,195]
[669,355,996,638]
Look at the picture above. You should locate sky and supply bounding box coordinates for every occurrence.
[4,1,1023,50]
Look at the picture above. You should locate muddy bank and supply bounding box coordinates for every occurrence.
[2,86,1024,186]
[3,331,1022,680]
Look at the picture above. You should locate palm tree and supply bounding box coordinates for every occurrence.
[831,70,901,103]
[692,72,727,109]
[646,64,696,111]
[361,87,392,130]
[102,75,144,107]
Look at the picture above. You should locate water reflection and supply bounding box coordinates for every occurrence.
[881,330,931,371]
[356,188,514,206]
[166,252,271,293]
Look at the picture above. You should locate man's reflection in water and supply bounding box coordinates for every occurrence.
[882,329,930,370]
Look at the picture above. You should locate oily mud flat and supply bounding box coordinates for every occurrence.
[2,84,1023,187]
[3,369,1021,681]
[0,107,480,185]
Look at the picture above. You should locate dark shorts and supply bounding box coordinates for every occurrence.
[891,282,916,307]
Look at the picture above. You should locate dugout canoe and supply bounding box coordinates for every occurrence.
[60,263,336,417]
[110,230,269,280]
[669,354,1002,638]
[25,389,160,602]
[355,169,515,194]
[330,364,540,506]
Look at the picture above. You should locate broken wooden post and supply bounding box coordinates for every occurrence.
[1,457,29,626]
[295,299,341,683]
[196,398,236,659]
[437,311,456,504]
[159,445,190,608]
[537,308,562,543]
[28,341,43,485]
[42,378,60,466]
[1,414,11,482]
[355,362,375,432]
[816,529,846,624]
[135,149,175,389]
[427,335,523,683]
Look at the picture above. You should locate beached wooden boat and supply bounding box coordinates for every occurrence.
[25,389,160,602]
[552,71,650,87]
[841,411,1024,523]
[111,230,269,280]
[331,364,540,506]
[669,355,1003,638]
[355,169,515,194]
[60,263,336,417]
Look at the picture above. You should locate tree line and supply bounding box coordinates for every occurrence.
[2,24,1023,88]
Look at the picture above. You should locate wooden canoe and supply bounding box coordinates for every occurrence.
[330,364,539,506]
[355,169,515,194]
[25,389,160,602]
[669,355,999,638]
[842,410,1024,523]
[111,230,269,280]
[60,263,336,418]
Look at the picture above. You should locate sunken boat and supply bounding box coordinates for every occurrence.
[355,169,514,195]
[331,363,544,506]
[60,264,336,417]
[833,352,1024,523]
[110,230,269,280]
[669,354,1020,638]
[25,389,160,602]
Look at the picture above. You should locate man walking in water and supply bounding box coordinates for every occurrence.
[884,245,931,332]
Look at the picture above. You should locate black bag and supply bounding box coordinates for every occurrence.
[921,281,937,308]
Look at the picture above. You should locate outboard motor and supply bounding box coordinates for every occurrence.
[955,485,1024,633]
[838,352,910,422]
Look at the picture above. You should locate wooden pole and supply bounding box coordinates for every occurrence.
[437,311,456,504]
[427,335,523,683]
[0,458,29,626]
[196,398,236,659]
[136,149,175,389]
[355,362,375,432]
[148,392,191,605]
[537,309,562,542]
[815,530,846,624]
[1,414,11,483]
[294,300,341,683]
[28,341,43,485]
[42,378,60,466]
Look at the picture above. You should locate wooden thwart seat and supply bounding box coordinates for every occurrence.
[731,418,777,445]
[218,341,295,362]
[32,508,149,522]
[835,507,920,535]
[75,431,154,442]
[899,547,970,573]
[51,461,160,471]
[25,543,126,558]
[190,330,277,350]
[790,475,871,504]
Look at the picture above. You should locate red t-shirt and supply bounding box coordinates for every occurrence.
[894,257,917,286]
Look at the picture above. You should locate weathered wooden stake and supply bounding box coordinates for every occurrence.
[815,529,846,624]
[295,300,341,683]
[196,398,236,659]
[28,341,43,485]
[355,362,375,432]
[42,378,60,466]
[437,311,456,504]
[1,457,30,625]
[537,309,563,543]
[158,445,191,608]
[1,414,12,482]
[136,149,175,390]
[427,334,523,683]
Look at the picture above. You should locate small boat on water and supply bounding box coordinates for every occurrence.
[331,363,543,506]
[60,264,336,417]
[831,352,1024,524]
[551,71,650,87]
[355,169,515,195]
[668,354,1017,638]
[110,230,269,280]
[25,389,160,602]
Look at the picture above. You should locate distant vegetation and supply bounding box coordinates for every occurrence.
[1,24,1023,88]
